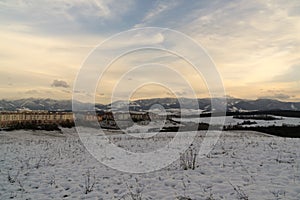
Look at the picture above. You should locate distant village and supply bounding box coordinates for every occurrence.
[0,110,167,130]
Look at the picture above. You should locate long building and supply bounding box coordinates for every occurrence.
[0,111,74,128]
[0,110,165,129]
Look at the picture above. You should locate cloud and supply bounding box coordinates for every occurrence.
[288,5,300,16]
[25,90,40,95]
[0,0,122,19]
[0,0,136,35]
[170,0,300,100]
[259,89,294,100]
[1,0,300,102]
[143,2,172,21]
[130,0,300,87]
[51,80,70,88]
[272,64,300,82]
[260,93,292,100]
[134,0,181,28]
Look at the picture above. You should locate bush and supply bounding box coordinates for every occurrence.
[180,145,197,170]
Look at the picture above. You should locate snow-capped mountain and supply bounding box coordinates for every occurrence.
[132,98,300,112]
[0,98,299,112]
[0,98,104,111]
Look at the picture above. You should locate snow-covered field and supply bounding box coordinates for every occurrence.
[175,116,300,127]
[0,129,299,199]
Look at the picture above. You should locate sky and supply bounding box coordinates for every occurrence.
[0,0,300,103]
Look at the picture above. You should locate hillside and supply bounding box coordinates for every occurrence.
[0,98,299,112]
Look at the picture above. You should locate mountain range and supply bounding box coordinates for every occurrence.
[0,98,300,112]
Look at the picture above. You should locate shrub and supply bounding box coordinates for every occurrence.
[180,145,197,170]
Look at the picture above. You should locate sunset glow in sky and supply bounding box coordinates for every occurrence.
[0,0,299,103]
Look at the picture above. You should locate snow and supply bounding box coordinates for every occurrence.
[175,115,300,127]
[164,109,204,116]
[0,129,299,199]
[125,120,180,134]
